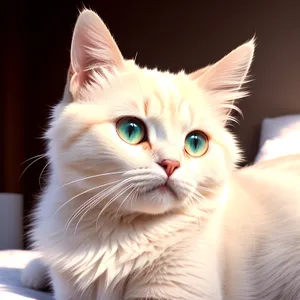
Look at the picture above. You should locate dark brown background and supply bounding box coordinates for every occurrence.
[1,1,300,247]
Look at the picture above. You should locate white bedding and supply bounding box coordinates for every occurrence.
[255,114,300,162]
[0,250,53,300]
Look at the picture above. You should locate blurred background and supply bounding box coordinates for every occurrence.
[1,1,300,249]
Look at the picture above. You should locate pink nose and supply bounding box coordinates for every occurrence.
[158,159,180,177]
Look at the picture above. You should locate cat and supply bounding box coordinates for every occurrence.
[21,8,300,300]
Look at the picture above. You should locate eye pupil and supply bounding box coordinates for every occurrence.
[192,136,199,149]
[128,124,134,137]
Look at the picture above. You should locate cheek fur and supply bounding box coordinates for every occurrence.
[184,141,233,184]
[54,119,153,173]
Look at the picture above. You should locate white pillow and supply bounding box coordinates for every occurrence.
[254,114,300,163]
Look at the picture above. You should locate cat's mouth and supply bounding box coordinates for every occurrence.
[140,183,178,199]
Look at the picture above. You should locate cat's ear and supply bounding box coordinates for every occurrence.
[69,9,124,96]
[190,38,255,118]
[189,65,211,80]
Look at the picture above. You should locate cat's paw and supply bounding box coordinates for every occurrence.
[21,257,49,290]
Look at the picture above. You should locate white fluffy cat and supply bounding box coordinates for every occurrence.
[22,9,300,300]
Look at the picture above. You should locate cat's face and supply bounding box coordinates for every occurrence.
[47,10,254,215]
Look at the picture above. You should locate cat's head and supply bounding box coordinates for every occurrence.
[47,10,254,215]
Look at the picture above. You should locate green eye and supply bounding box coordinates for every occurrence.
[184,131,209,157]
[116,117,146,145]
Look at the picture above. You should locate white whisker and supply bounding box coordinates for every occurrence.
[39,160,52,188]
[19,156,46,180]
[65,180,125,234]
[60,170,125,189]
[64,188,111,235]
[21,154,46,165]
[114,186,138,219]
[95,183,134,231]
[71,178,134,236]
[130,187,139,212]
[53,179,121,218]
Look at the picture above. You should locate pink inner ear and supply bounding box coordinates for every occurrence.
[69,72,85,94]
[69,10,124,96]
[189,65,211,81]
[71,10,123,73]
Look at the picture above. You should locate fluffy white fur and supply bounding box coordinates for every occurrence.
[22,9,300,300]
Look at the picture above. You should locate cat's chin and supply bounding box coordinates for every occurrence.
[123,188,184,215]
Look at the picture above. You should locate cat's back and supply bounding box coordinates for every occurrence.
[222,154,300,299]
[229,153,300,215]
[252,153,300,176]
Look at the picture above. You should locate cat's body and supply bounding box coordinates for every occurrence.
[22,9,300,300]
[223,160,300,300]
[25,156,300,300]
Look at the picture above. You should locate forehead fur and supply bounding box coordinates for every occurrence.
[71,61,221,133]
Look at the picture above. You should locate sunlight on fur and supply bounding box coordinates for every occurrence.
[21,8,300,300]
